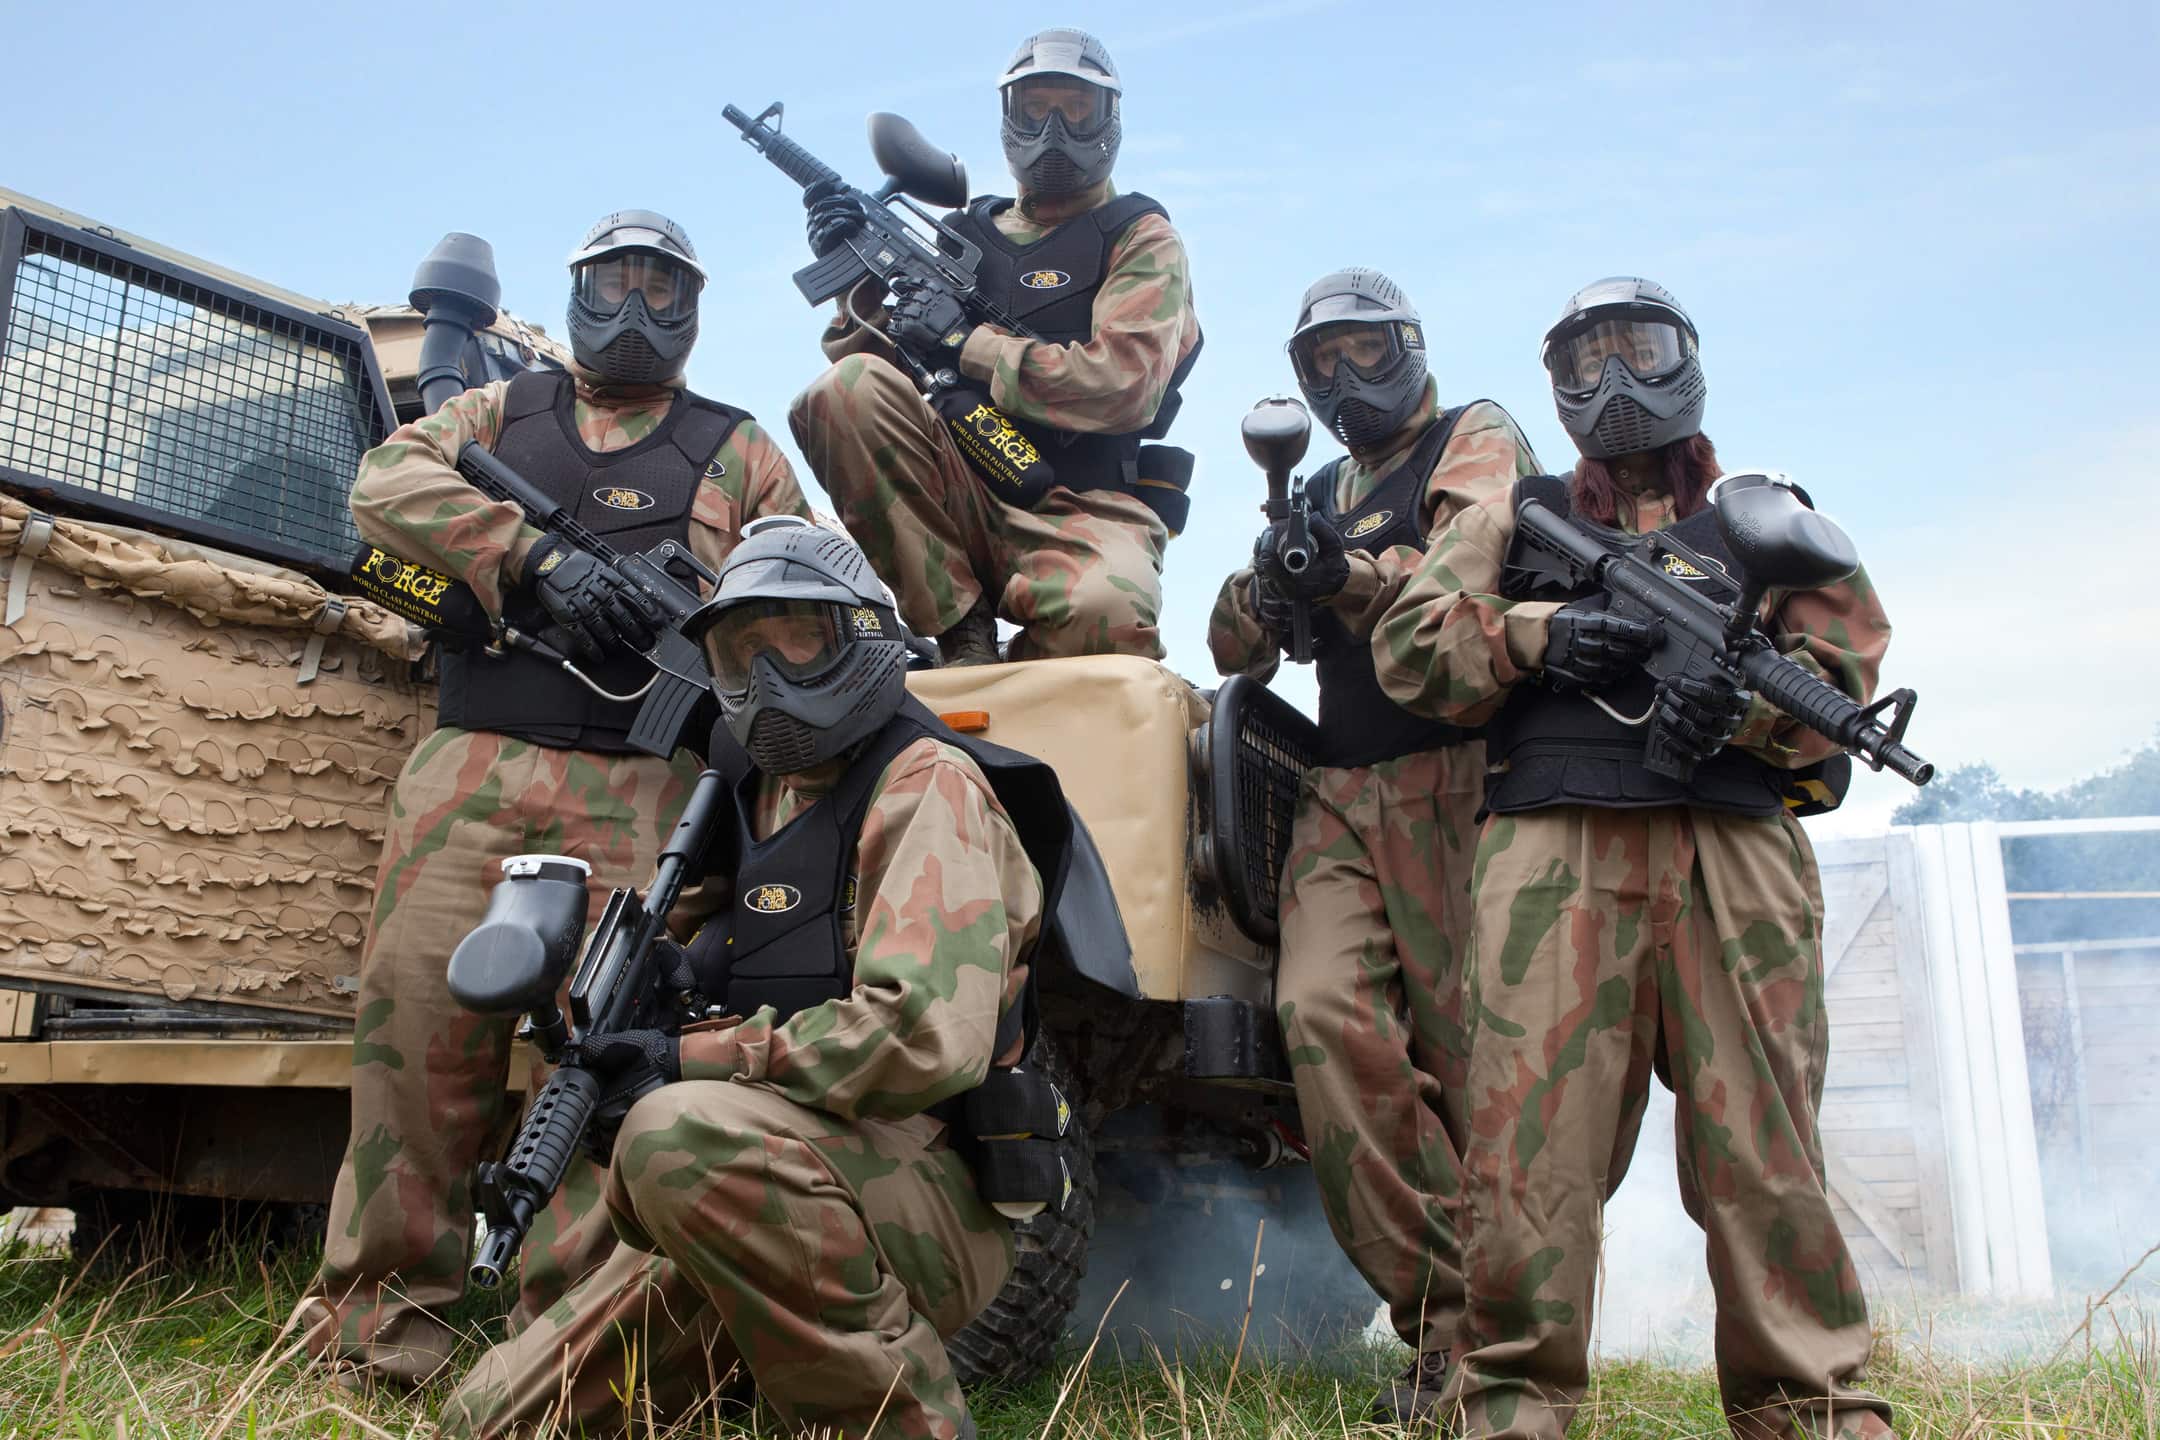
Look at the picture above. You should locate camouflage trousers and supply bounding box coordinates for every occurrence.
[788,353,1168,660]
[1275,743,1484,1354]
[1445,806,1894,1439]
[302,727,703,1387]
[441,1081,1013,1440]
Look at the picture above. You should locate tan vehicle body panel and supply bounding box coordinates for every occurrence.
[0,186,1260,1092]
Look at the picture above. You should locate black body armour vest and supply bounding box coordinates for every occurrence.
[1303,406,1488,770]
[436,370,747,753]
[1486,475,1787,817]
[693,696,1127,1037]
[942,194,1203,503]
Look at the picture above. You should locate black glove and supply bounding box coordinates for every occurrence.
[1542,604,1658,689]
[1254,513,1350,603]
[569,1028,680,1166]
[1652,671,1751,768]
[885,281,975,370]
[523,536,664,664]
[803,179,866,258]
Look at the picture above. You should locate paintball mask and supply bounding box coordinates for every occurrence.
[709,518,907,775]
[999,28,1122,196]
[1288,268,1429,450]
[1541,276,1706,459]
[567,210,706,385]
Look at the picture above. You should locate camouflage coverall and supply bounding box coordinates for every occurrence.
[788,178,1200,660]
[442,734,1039,1440]
[1374,476,1897,1438]
[303,368,810,1386]
[1208,385,1539,1354]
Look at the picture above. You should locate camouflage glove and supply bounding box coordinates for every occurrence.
[886,281,975,370]
[568,1028,680,1166]
[1653,671,1750,766]
[523,536,664,664]
[1255,513,1350,603]
[1543,604,1657,689]
[804,179,866,258]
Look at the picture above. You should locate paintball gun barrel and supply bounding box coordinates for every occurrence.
[1513,493,1933,786]
[456,768,731,1289]
[1241,396,1316,665]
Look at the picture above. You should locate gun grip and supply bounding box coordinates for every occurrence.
[794,245,871,306]
[1289,602,1313,666]
[1641,722,1700,783]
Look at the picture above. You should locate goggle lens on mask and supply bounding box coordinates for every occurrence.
[573,253,700,323]
[1003,76,1112,136]
[1546,318,1690,393]
[1292,321,1403,392]
[712,600,841,694]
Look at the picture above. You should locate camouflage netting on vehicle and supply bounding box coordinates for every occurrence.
[0,493,433,1017]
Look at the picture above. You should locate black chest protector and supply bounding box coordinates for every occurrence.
[1487,475,1788,816]
[941,194,1204,512]
[436,370,748,753]
[692,696,1130,1031]
[1303,406,1486,769]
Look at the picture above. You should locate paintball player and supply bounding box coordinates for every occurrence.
[1373,277,1897,1438]
[441,518,1042,1440]
[1206,268,1541,1425]
[789,26,1202,664]
[302,211,810,1388]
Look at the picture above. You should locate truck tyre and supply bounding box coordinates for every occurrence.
[945,1032,1095,1388]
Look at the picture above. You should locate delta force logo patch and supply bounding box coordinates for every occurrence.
[594,486,656,512]
[1346,510,1394,540]
[748,883,802,914]
[1659,550,1729,582]
[1019,269,1073,290]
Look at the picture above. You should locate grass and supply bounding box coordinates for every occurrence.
[1,1223,2155,1439]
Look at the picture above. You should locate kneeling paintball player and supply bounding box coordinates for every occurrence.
[303,212,809,1388]
[788,27,1202,664]
[1373,277,1898,1439]
[445,518,1081,1440]
[1207,267,1540,1426]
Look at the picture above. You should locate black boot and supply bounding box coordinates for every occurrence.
[1370,1349,1450,1428]
[937,596,999,667]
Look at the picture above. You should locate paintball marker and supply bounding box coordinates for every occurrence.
[447,768,731,1289]
[1513,471,1934,786]
[722,102,1059,503]
[347,233,729,759]
[1241,395,1316,664]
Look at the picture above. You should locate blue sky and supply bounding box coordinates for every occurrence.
[10,0,2154,830]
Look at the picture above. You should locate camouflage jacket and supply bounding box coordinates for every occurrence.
[821,179,1200,436]
[1374,478,1892,768]
[349,365,809,617]
[1208,384,1541,683]
[678,736,1043,1122]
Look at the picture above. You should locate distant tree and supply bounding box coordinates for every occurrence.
[1890,762,2048,826]
[1892,729,2160,825]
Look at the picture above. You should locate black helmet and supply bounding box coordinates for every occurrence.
[1287,268,1429,450]
[998,28,1122,196]
[1541,276,1705,459]
[566,210,706,386]
[708,518,907,775]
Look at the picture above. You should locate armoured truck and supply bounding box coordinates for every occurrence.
[0,186,1327,1378]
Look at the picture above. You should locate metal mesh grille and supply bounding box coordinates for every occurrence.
[0,222,390,568]
[1233,698,1314,921]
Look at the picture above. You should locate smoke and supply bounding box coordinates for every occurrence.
[1072,1107,1383,1367]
